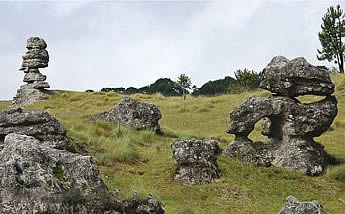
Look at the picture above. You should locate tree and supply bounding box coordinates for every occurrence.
[144,78,183,96]
[229,69,260,94]
[176,74,192,100]
[192,76,236,96]
[317,4,345,73]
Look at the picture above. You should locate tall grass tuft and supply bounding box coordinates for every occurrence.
[327,165,345,182]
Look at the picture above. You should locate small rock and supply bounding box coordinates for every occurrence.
[172,139,221,184]
[280,195,325,214]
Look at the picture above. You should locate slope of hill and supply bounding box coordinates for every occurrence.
[1,73,345,213]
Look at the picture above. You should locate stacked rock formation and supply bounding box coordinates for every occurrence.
[0,108,165,213]
[91,97,162,133]
[13,37,53,106]
[223,56,338,176]
[280,195,325,214]
[172,139,221,184]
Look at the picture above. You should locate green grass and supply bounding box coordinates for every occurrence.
[327,164,345,182]
[0,74,345,213]
[0,101,10,110]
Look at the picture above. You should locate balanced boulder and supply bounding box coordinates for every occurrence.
[260,56,334,97]
[91,97,162,133]
[280,195,325,214]
[223,56,338,176]
[172,139,221,184]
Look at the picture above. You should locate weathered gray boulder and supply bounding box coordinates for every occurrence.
[1,133,106,194]
[280,195,325,214]
[223,95,337,175]
[20,37,49,71]
[172,139,221,184]
[91,97,162,133]
[223,56,338,176]
[0,133,165,214]
[0,107,72,151]
[13,37,53,106]
[260,56,334,97]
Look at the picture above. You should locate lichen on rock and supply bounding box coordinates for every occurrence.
[172,139,222,184]
[91,97,162,133]
[223,56,338,176]
[280,195,325,214]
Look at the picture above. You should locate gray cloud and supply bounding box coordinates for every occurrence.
[0,0,343,100]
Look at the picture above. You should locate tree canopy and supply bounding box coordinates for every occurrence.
[229,69,260,94]
[176,74,192,100]
[192,76,236,96]
[317,4,345,73]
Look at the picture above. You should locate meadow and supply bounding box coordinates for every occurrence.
[1,73,345,213]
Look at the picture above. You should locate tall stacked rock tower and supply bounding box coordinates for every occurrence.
[13,37,53,106]
[223,56,338,176]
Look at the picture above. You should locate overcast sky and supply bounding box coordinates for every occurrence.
[0,0,343,100]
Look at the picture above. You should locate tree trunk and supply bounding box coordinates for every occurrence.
[339,53,344,73]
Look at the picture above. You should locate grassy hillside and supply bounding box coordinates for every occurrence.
[1,73,345,213]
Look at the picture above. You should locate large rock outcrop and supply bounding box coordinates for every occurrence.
[0,133,165,213]
[0,107,72,151]
[280,195,325,214]
[223,56,337,175]
[0,107,165,213]
[172,139,221,184]
[13,37,53,106]
[91,97,162,133]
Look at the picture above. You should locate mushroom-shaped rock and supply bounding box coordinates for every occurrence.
[224,95,337,176]
[91,97,162,133]
[223,56,338,176]
[172,139,221,184]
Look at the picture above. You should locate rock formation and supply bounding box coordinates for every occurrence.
[280,195,325,214]
[13,37,53,106]
[0,107,72,151]
[91,97,162,133]
[172,139,221,184]
[0,108,165,213]
[223,56,337,175]
[260,56,335,97]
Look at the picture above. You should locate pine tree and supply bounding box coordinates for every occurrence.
[317,4,345,73]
